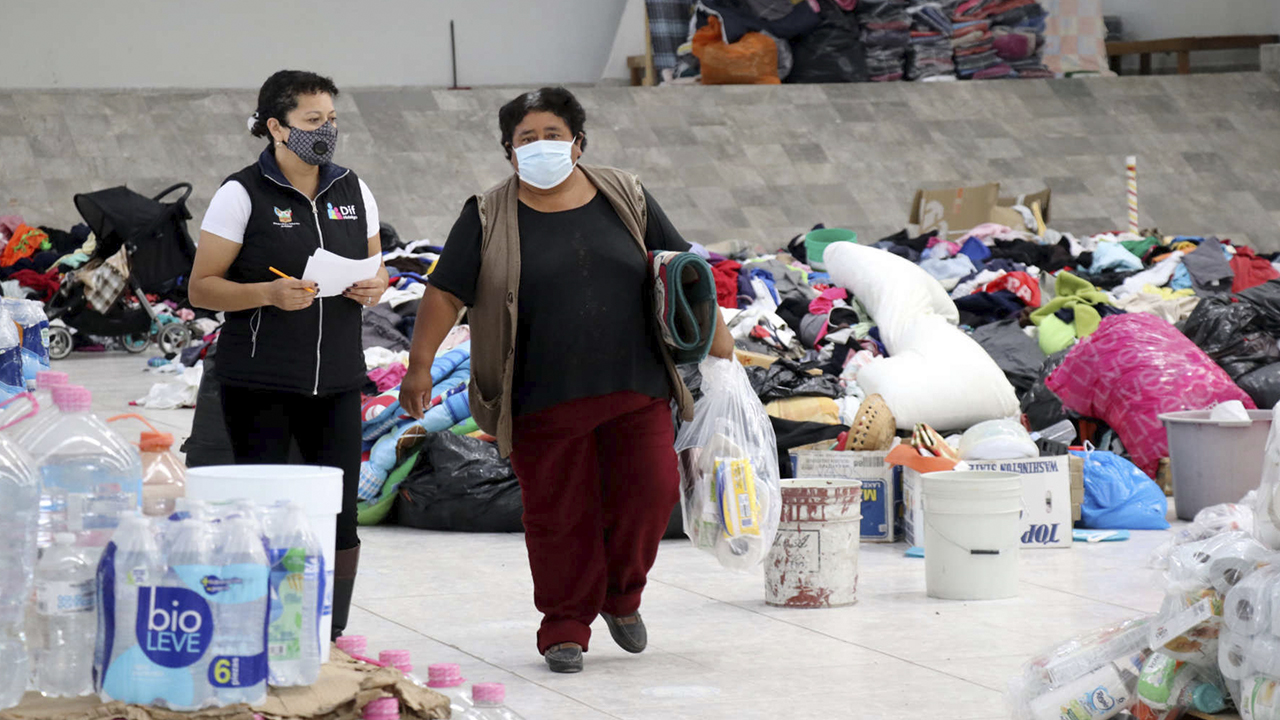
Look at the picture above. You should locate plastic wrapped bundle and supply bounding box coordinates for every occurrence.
[857,0,911,80]
[1007,617,1152,720]
[675,357,782,572]
[1046,314,1256,479]
[907,32,956,80]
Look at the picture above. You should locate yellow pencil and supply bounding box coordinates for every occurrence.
[268,266,316,293]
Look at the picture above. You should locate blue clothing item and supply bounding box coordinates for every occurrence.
[919,255,977,284]
[1089,242,1144,274]
[738,267,780,306]
[959,237,992,265]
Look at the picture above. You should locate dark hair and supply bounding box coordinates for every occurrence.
[249,70,340,139]
[498,87,587,159]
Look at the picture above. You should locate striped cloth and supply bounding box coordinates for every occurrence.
[647,0,694,71]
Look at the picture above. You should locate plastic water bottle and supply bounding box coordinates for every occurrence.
[34,532,95,697]
[362,695,400,720]
[106,415,185,517]
[427,663,474,716]
[27,385,143,552]
[208,517,269,706]
[463,683,525,720]
[1,299,50,389]
[0,305,25,402]
[94,513,168,705]
[160,517,218,709]
[0,422,38,710]
[266,503,322,687]
[1029,654,1145,720]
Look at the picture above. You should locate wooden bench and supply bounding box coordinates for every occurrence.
[1107,35,1280,75]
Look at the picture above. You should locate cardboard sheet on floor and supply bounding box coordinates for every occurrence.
[0,649,449,720]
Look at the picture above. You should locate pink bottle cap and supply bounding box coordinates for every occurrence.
[361,696,400,720]
[379,649,412,673]
[336,635,368,656]
[36,370,68,390]
[427,663,464,689]
[52,385,91,412]
[473,683,506,705]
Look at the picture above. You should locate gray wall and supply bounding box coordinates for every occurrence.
[3,75,1278,253]
[1,0,629,88]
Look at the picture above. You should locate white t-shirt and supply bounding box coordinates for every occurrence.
[200,178,380,243]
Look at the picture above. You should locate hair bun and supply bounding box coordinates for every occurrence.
[246,110,260,132]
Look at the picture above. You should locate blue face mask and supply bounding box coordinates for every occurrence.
[514,139,578,190]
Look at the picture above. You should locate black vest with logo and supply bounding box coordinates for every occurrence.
[216,149,368,395]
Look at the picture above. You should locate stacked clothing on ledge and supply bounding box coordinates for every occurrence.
[856,0,911,81]
[989,0,1050,76]
[951,0,1012,78]
[906,1,955,80]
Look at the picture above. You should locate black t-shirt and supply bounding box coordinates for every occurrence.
[430,188,691,417]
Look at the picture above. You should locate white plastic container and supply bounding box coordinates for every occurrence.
[107,414,186,517]
[1159,409,1273,521]
[921,470,1023,600]
[463,683,524,720]
[34,532,95,697]
[185,465,342,662]
[764,478,862,608]
[0,397,40,710]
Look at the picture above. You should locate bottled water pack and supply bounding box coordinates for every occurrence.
[94,500,326,708]
[1,299,50,389]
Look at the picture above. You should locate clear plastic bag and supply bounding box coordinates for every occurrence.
[1151,493,1256,570]
[1007,616,1152,720]
[675,357,781,572]
[1252,402,1280,550]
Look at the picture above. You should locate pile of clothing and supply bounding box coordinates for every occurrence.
[0,216,96,301]
[988,0,1050,76]
[906,0,955,80]
[856,0,911,81]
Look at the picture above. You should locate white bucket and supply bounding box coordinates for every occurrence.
[765,478,862,608]
[922,471,1023,601]
[184,464,343,662]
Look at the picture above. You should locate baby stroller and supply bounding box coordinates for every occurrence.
[46,183,199,360]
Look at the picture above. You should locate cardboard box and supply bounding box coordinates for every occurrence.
[1070,455,1085,522]
[791,450,902,542]
[909,183,1052,237]
[903,456,1075,550]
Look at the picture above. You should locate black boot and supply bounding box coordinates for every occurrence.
[331,544,360,641]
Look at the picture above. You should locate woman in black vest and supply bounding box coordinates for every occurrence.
[189,70,387,640]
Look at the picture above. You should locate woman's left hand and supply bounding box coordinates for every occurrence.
[343,277,387,307]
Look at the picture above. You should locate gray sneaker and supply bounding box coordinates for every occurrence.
[602,613,647,654]
[544,643,584,673]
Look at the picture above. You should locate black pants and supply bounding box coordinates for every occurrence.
[220,386,361,550]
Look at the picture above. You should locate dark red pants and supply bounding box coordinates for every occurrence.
[510,391,680,654]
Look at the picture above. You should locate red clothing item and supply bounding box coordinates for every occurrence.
[711,260,742,308]
[9,269,60,302]
[984,271,1042,307]
[1230,246,1280,293]
[509,391,679,654]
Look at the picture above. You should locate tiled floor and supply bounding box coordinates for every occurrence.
[66,351,1176,720]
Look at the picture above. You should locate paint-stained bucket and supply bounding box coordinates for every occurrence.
[922,471,1023,601]
[765,478,862,608]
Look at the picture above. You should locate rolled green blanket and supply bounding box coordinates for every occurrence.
[650,251,718,365]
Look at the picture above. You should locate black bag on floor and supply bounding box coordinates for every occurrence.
[395,432,525,533]
[1238,362,1280,410]
[1020,350,1074,432]
[1180,296,1280,379]
[786,4,867,84]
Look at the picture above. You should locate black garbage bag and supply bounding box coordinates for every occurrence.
[770,417,848,479]
[1238,362,1280,410]
[745,359,843,402]
[1020,350,1075,431]
[972,317,1044,395]
[787,9,867,84]
[379,221,404,253]
[1181,297,1279,379]
[395,433,524,533]
[1240,280,1280,336]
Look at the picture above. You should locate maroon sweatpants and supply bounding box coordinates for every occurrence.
[509,391,680,654]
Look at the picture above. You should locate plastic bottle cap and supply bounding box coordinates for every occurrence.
[51,385,91,413]
[379,649,412,672]
[1192,683,1227,713]
[140,430,175,452]
[472,683,505,705]
[336,635,368,655]
[361,696,400,720]
[54,532,76,546]
[35,370,69,391]
[427,663,464,688]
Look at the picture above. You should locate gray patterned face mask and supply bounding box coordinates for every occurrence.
[284,120,338,165]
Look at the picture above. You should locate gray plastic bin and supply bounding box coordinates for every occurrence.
[1159,409,1273,521]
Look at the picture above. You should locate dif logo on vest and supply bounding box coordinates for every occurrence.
[327,202,358,221]
[138,586,214,668]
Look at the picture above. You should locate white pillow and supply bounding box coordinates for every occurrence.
[857,316,1020,430]
[824,242,959,354]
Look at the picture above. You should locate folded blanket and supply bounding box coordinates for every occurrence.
[652,251,719,365]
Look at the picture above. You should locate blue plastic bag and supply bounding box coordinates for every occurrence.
[1070,448,1170,530]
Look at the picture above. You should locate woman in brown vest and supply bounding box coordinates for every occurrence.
[401,87,732,674]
